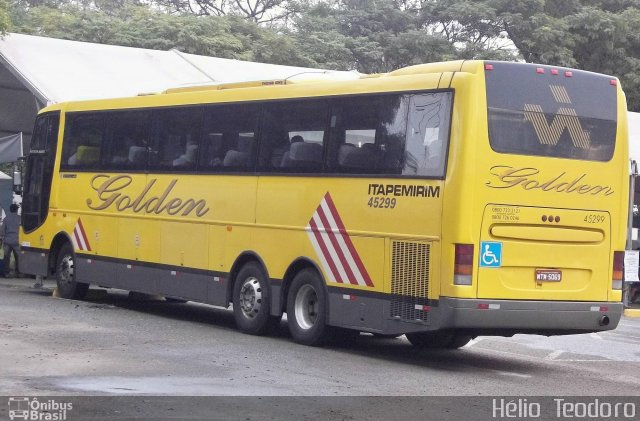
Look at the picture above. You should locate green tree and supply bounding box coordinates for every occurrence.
[10,1,308,63]
[293,0,457,73]
[429,0,640,109]
[0,0,10,35]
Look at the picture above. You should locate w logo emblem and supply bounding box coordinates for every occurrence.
[523,85,590,149]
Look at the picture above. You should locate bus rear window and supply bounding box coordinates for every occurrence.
[485,61,617,162]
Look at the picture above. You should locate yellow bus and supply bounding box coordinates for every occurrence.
[19,60,627,347]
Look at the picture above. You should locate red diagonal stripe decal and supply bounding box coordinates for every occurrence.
[77,218,91,251]
[316,204,358,285]
[323,193,373,287]
[309,217,343,284]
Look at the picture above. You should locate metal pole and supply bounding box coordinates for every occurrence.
[625,160,638,307]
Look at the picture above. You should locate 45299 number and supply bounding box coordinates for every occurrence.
[584,214,605,224]
[368,197,397,209]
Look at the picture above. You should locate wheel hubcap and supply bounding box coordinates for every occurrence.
[294,284,318,330]
[59,254,74,286]
[239,277,262,319]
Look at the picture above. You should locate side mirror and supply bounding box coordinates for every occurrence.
[12,157,25,195]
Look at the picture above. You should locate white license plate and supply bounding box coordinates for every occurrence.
[535,269,562,282]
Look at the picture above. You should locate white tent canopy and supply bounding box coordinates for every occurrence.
[0,33,357,152]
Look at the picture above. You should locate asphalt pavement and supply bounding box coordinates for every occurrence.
[1,277,639,419]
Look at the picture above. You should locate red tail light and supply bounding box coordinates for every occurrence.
[612,251,624,290]
[454,244,474,285]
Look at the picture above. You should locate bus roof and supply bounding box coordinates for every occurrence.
[38,60,488,115]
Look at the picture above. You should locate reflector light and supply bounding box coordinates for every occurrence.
[610,79,617,86]
[536,67,545,74]
[454,264,472,275]
[612,251,624,290]
[456,244,474,255]
[600,306,609,312]
[551,69,559,75]
[565,71,573,77]
[454,244,474,285]
[485,63,494,70]
[477,303,489,310]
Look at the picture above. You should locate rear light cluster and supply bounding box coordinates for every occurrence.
[454,244,473,285]
[612,251,624,290]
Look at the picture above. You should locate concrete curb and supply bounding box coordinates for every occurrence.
[623,308,640,318]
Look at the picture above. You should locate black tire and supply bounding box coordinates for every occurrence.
[330,327,360,346]
[406,331,472,350]
[286,268,329,346]
[55,243,89,300]
[164,297,188,303]
[372,333,402,339]
[446,334,473,349]
[232,262,279,335]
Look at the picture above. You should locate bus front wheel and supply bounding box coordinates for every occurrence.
[286,269,329,346]
[55,243,89,300]
[232,262,279,335]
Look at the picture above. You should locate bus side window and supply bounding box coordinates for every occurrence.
[150,107,203,172]
[258,99,328,173]
[327,95,407,175]
[403,92,453,177]
[61,114,105,169]
[103,111,151,171]
[199,103,260,172]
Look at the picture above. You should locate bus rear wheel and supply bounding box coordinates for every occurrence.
[55,243,89,300]
[406,331,472,350]
[232,262,279,335]
[287,269,329,346]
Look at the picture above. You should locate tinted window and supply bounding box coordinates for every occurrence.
[151,107,203,171]
[103,111,151,171]
[327,95,408,174]
[61,114,104,169]
[30,117,50,152]
[258,100,329,173]
[485,61,617,161]
[200,104,260,172]
[23,113,59,232]
[404,92,452,177]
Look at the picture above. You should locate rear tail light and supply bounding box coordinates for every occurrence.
[454,244,474,285]
[612,251,624,290]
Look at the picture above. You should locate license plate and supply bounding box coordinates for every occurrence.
[535,269,562,282]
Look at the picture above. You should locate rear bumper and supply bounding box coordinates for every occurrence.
[436,297,623,333]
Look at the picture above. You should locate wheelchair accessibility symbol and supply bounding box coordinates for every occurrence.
[480,241,502,268]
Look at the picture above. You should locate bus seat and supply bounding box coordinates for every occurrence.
[128,146,147,164]
[74,145,100,165]
[284,142,323,168]
[338,143,375,169]
[173,144,198,167]
[237,136,254,153]
[223,150,248,167]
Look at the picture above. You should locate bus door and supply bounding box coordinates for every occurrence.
[22,112,59,234]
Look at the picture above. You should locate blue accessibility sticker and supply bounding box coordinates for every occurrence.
[479,241,502,268]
